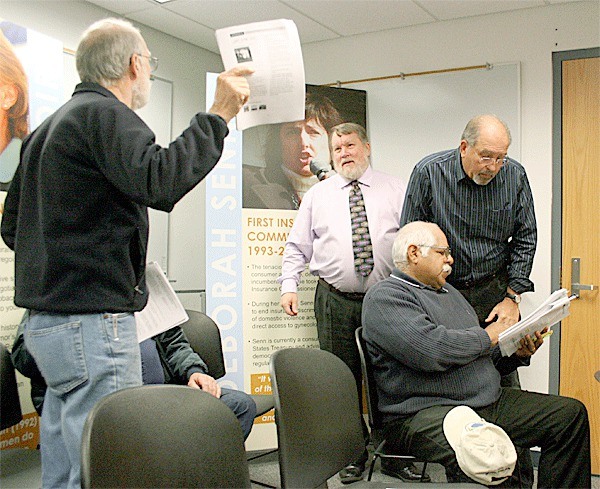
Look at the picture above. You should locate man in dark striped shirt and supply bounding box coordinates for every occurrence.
[401,114,537,486]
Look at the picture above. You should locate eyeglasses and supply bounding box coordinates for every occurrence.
[418,245,452,258]
[472,147,508,167]
[136,53,159,73]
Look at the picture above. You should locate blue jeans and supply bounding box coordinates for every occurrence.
[24,311,142,489]
[219,388,257,440]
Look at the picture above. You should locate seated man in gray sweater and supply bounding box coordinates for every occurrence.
[361,221,590,487]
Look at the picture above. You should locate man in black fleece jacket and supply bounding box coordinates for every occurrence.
[1,17,251,488]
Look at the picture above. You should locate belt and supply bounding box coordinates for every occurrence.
[318,278,365,301]
[452,272,500,290]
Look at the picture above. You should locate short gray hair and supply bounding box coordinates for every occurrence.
[76,18,145,87]
[392,221,438,270]
[461,114,512,146]
[330,122,369,145]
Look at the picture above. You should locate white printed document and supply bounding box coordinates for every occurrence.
[135,262,188,342]
[498,288,574,356]
[216,19,306,131]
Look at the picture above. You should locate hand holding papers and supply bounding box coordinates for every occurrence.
[498,288,574,356]
[216,19,306,130]
[135,262,188,343]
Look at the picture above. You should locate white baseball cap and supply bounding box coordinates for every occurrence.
[443,406,517,485]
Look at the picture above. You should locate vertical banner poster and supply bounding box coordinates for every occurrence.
[206,79,366,449]
[0,19,64,450]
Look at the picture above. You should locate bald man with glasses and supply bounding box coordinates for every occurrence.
[400,114,537,486]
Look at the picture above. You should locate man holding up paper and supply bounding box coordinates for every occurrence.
[1,18,251,489]
[361,221,591,487]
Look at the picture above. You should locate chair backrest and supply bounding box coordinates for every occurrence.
[270,348,365,489]
[81,384,251,488]
[179,310,275,418]
[1,342,23,430]
[180,309,226,379]
[355,326,383,431]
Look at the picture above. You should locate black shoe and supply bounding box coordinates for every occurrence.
[339,463,366,484]
[381,461,431,483]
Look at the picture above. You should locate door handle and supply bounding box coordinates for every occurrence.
[571,258,597,298]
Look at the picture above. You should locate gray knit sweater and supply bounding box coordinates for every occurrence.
[361,269,527,421]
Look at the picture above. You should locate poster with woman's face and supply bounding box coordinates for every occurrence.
[0,20,63,192]
[242,84,366,210]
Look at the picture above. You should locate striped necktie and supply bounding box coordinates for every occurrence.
[349,181,374,277]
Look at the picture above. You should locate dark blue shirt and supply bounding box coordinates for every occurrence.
[400,148,536,294]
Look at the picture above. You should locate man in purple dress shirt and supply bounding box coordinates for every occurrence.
[278,123,428,484]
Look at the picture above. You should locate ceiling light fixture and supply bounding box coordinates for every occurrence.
[153,0,173,4]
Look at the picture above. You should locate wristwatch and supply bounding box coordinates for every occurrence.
[505,292,521,304]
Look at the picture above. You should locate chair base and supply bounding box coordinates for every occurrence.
[367,440,428,482]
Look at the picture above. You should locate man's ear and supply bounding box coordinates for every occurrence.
[407,244,420,264]
[129,54,140,80]
[459,139,469,159]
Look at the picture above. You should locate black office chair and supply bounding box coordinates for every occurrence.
[180,310,275,418]
[270,347,365,489]
[355,326,429,481]
[180,309,277,475]
[1,342,23,430]
[81,384,251,488]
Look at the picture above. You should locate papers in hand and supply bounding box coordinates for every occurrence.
[216,19,306,131]
[135,262,188,343]
[498,288,574,356]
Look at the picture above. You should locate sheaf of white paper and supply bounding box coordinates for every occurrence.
[135,262,189,343]
[498,289,572,356]
[216,19,305,131]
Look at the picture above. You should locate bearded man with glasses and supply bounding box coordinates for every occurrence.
[400,114,537,487]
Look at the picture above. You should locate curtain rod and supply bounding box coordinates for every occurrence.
[322,63,492,87]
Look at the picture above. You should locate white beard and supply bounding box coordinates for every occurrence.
[131,76,150,110]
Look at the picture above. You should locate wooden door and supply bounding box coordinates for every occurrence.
[560,55,599,475]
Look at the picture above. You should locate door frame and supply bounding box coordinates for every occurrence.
[550,47,600,395]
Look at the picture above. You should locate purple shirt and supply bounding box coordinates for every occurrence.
[279,166,406,294]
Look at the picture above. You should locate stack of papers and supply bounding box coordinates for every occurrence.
[498,288,574,356]
[135,262,189,343]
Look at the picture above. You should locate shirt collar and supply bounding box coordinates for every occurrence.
[450,147,471,183]
[390,269,448,293]
[338,164,374,189]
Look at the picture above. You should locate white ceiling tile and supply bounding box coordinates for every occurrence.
[162,0,339,44]
[416,0,545,20]
[283,0,436,36]
[127,7,219,52]
[85,0,157,15]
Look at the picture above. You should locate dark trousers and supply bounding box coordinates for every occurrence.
[455,271,533,487]
[314,280,369,465]
[382,388,591,488]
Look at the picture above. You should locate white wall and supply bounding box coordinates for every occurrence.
[301,0,600,393]
[4,1,599,393]
[3,0,224,296]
